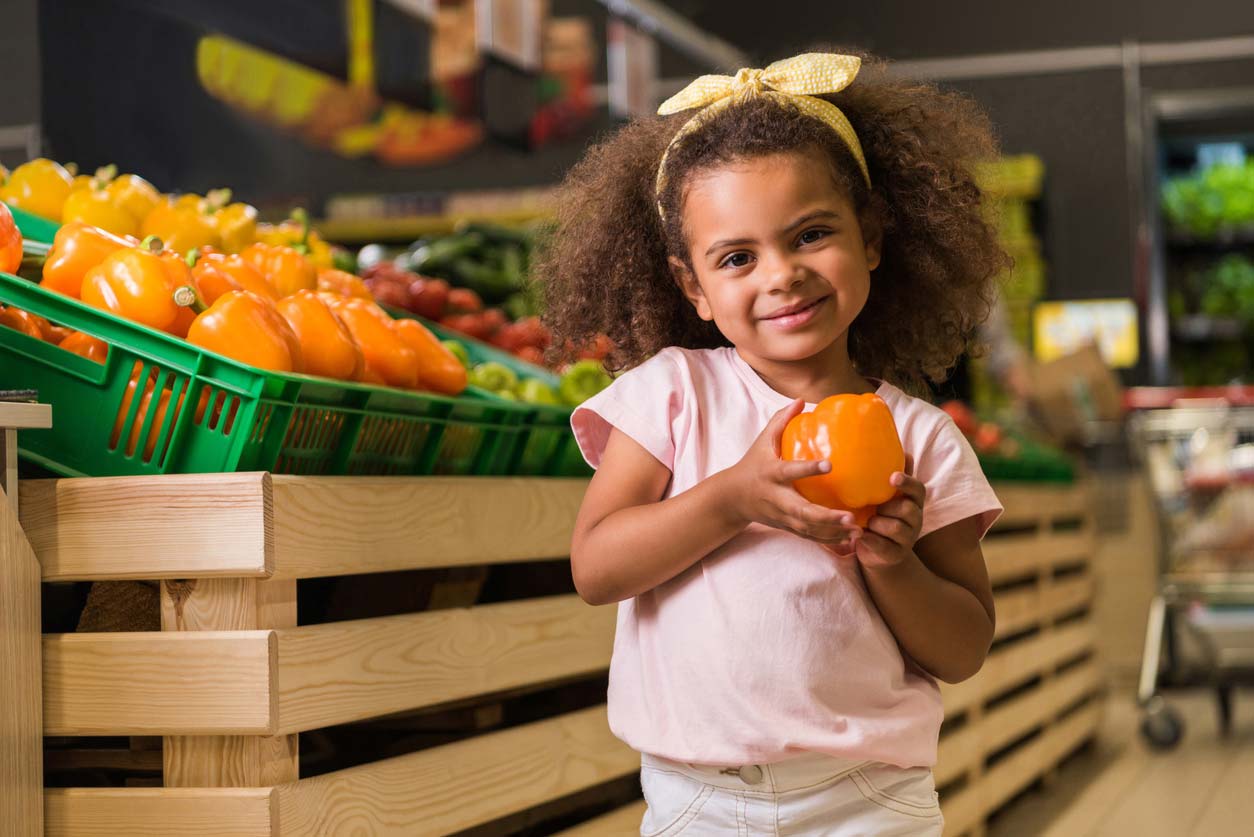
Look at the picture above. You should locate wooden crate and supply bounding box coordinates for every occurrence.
[7,472,1100,836]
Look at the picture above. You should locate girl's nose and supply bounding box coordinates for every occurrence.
[763,254,806,293]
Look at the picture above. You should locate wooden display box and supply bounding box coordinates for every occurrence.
[1,455,1100,836]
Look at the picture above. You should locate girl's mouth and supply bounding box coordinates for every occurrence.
[760,295,830,329]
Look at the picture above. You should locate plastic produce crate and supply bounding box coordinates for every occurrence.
[389,309,591,477]
[0,271,545,478]
[6,203,60,244]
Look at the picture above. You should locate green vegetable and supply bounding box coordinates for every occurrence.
[408,233,485,273]
[517,378,562,406]
[468,361,519,394]
[442,339,471,369]
[559,360,612,406]
[331,248,358,274]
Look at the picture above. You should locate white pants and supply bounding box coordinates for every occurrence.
[639,751,943,836]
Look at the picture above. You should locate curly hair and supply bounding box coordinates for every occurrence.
[538,53,1009,391]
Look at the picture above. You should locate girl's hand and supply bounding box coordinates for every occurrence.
[724,398,861,545]
[849,455,926,569]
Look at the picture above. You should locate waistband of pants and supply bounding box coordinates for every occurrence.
[640,751,869,794]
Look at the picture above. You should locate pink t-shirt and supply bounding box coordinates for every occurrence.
[571,346,1003,768]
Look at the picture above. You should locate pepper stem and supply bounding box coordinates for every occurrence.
[173,285,207,314]
[139,235,164,253]
[205,188,232,212]
[92,164,118,187]
[290,207,312,255]
[186,248,201,268]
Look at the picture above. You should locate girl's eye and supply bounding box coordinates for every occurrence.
[719,251,753,269]
[798,228,829,246]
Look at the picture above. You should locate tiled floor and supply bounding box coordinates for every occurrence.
[987,687,1254,837]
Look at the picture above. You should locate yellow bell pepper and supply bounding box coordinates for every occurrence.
[208,189,258,253]
[141,195,221,255]
[0,158,75,221]
[255,208,332,267]
[62,170,140,238]
[106,171,162,222]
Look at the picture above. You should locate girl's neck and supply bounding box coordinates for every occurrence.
[735,335,875,404]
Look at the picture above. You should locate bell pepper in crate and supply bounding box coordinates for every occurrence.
[0,306,50,340]
[394,318,467,395]
[105,171,162,224]
[80,238,195,336]
[190,247,278,304]
[42,222,138,298]
[781,393,905,527]
[184,289,303,373]
[211,193,259,253]
[59,331,109,363]
[141,195,221,254]
[275,290,363,381]
[61,173,140,238]
[558,360,611,406]
[468,361,518,396]
[329,298,419,388]
[316,267,372,299]
[0,201,20,275]
[0,158,74,221]
[241,241,317,297]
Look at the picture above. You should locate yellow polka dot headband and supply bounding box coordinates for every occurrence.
[655,53,872,218]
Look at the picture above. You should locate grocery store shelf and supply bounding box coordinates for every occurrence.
[20,473,587,581]
[1172,315,1247,341]
[1166,231,1254,251]
[313,209,552,243]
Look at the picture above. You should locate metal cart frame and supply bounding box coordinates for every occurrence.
[1129,402,1254,749]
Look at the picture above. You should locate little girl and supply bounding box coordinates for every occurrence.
[541,51,1007,836]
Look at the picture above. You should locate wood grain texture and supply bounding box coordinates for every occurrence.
[0,487,42,835]
[0,402,52,429]
[941,621,1096,716]
[42,631,273,736]
[274,705,638,836]
[269,476,586,579]
[553,800,649,836]
[992,482,1092,529]
[937,659,1102,786]
[994,573,1095,639]
[20,473,271,581]
[44,787,274,837]
[983,528,1095,585]
[942,702,1102,836]
[162,578,298,788]
[275,594,616,734]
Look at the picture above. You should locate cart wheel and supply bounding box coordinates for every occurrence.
[1141,698,1184,751]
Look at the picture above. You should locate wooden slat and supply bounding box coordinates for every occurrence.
[20,473,272,581]
[275,594,615,734]
[0,481,43,833]
[983,528,1094,585]
[942,621,1096,716]
[44,788,273,837]
[994,573,1094,639]
[553,801,649,836]
[269,476,586,579]
[991,482,1091,529]
[936,659,1102,786]
[42,631,273,736]
[162,578,298,788]
[0,401,52,429]
[274,705,639,836]
[941,701,1101,836]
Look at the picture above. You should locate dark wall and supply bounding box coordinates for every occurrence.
[0,0,40,126]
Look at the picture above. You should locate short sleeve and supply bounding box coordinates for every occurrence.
[570,349,683,470]
[915,417,1003,540]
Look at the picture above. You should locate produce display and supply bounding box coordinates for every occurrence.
[1169,254,1254,324]
[940,400,1075,482]
[1162,160,1254,239]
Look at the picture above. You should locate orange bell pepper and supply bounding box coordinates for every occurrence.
[328,298,419,388]
[0,201,21,275]
[0,158,74,221]
[394,318,467,395]
[45,324,74,344]
[275,290,364,381]
[110,364,184,461]
[41,222,137,298]
[105,171,162,223]
[781,393,905,527]
[0,306,50,340]
[208,190,258,253]
[141,195,221,254]
[240,242,317,298]
[316,267,372,299]
[190,247,278,305]
[61,174,140,238]
[80,238,194,335]
[59,330,109,363]
[186,290,303,373]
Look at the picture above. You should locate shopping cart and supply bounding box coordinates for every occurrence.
[1129,401,1254,750]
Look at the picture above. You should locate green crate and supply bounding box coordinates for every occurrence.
[6,202,60,244]
[385,308,592,477]
[0,271,539,478]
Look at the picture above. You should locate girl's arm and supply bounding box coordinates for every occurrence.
[852,471,996,683]
[571,400,858,606]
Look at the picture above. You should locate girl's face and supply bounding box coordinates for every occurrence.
[672,151,880,369]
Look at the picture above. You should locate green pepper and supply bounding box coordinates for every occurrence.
[409,233,485,273]
[559,360,612,406]
[517,378,561,406]
[441,339,471,369]
[468,361,519,394]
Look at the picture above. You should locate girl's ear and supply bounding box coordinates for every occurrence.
[860,208,883,272]
[670,256,714,321]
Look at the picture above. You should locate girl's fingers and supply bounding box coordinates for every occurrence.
[889,471,927,506]
[765,398,807,451]
[867,514,911,545]
[795,500,856,528]
[875,496,923,525]
[778,458,831,482]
